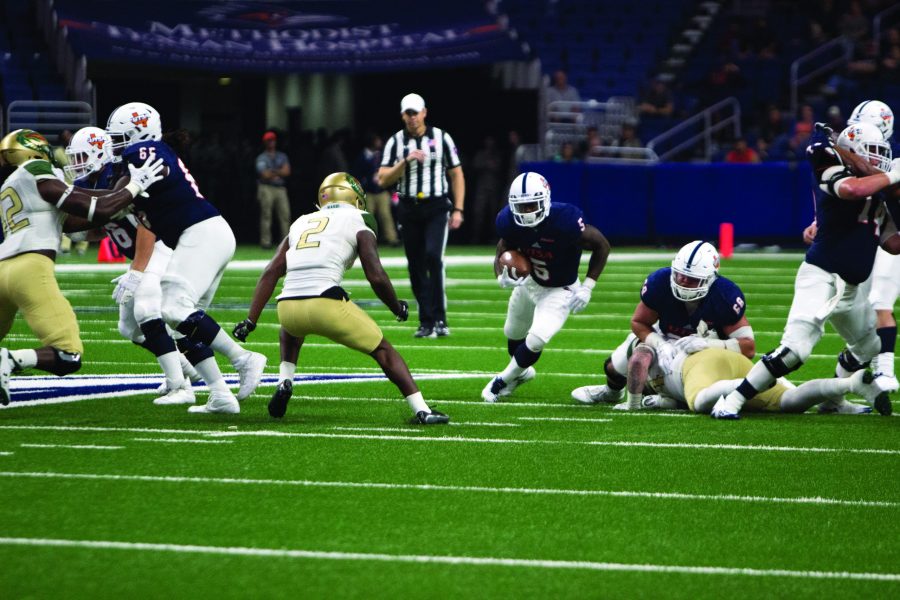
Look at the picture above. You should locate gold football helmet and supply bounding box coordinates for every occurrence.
[0,129,54,166]
[318,172,367,210]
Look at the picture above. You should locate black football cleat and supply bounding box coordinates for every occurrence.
[411,410,450,425]
[268,380,293,418]
[414,326,436,338]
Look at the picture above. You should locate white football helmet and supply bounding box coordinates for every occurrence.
[837,122,892,172]
[670,241,719,302]
[847,100,894,140]
[106,102,162,153]
[64,126,115,180]
[508,171,551,227]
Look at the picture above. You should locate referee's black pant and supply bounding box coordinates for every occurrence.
[396,196,451,328]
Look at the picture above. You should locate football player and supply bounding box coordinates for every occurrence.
[713,122,900,419]
[571,241,755,405]
[803,100,899,395]
[0,128,163,404]
[611,340,879,415]
[481,171,611,402]
[231,172,449,424]
[106,102,267,414]
[66,126,200,406]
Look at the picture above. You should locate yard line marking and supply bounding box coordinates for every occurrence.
[331,427,425,434]
[2,425,897,455]
[132,438,233,445]
[518,417,613,423]
[19,443,123,450]
[0,452,12,456]
[0,536,895,581]
[0,471,896,509]
[449,421,521,427]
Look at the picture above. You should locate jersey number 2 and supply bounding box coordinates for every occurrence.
[0,188,30,236]
[295,217,330,249]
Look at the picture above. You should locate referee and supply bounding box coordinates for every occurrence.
[378,93,466,338]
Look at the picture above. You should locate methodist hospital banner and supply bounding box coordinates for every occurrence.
[53,0,527,72]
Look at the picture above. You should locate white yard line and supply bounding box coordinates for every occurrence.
[132,438,233,445]
[0,536,895,581]
[0,471,895,509]
[517,417,613,423]
[19,443,123,450]
[1,424,896,454]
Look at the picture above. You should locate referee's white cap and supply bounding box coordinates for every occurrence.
[401,93,425,113]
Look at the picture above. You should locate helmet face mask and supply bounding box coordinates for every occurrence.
[670,241,719,302]
[64,127,114,180]
[508,171,551,227]
[106,102,163,154]
[318,172,367,211]
[0,129,54,167]
[848,100,894,140]
[837,122,892,172]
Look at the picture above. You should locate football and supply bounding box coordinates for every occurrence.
[499,250,532,278]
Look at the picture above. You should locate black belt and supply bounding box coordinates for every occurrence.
[399,195,445,204]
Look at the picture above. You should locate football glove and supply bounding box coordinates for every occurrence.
[673,335,709,355]
[396,300,409,322]
[497,266,526,289]
[126,156,166,197]
[111,270,143,304]
[232,319,256,342]
[568,279,595,314]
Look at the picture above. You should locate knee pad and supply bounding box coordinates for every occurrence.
[837,348,870,372]
[177,336,214,365]
[507,338,525,357]
[49,348,81,376]
[761,345,803,378]
[139,318,177,357]
[174,310,221,346]
[604,356,627,390]
[514,338,542,368]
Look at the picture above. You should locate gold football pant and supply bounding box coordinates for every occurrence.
[277,297,383,353]
[683,348,782,412]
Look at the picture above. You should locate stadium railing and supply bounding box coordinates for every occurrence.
[789,36,853,118]
[35,0,95,106]
[646,97,741,162]
[6,101,94,143]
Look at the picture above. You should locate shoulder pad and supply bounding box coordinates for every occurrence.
[23,159,56,179]
[361,211,379,236]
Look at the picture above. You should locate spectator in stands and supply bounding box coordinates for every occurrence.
[351,132,398,247]
[826,105,844,132]
[255,131,292,249]
[638,77,673,118]
[553,141,577,163]
[613,122,642,157]
[724,138,761,164]
[546,69,581,107]
[702,60,744,105]
[758,104,788,144]
[839,1,869,43]
[579,126,604,159]
[469,134,504,244]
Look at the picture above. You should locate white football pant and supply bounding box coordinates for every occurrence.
[118,240,173,342]
[503,277,573,351]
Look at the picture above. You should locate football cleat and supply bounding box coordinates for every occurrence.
[819,370,874,414]
[710,395,742,420]
[571,384,624,405]
[268,379,293,418]
[413,326,436,339]
[433,321,450,337]
[499,367,536,397]
[188,389,240,414]
[0,348,11,406]
[481,376,507,403]
[849,370,893,416]
[233,351,267,400]
[412,409,450,425]
[153,380,196,406]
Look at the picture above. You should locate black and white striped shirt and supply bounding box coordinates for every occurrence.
[381,125,461,198]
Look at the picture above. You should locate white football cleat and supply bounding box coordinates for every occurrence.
[481,376,507,403]
[153,380,196,406]
[0,347,12,406]
[233,351,267,400]
[188,388,239,414]
[711,395,742,419]
[571,384,624,405]
[499,367,536,397]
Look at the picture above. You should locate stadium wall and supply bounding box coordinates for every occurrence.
[521,161,817,245]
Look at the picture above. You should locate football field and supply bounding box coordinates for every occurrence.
[1,246,898,598]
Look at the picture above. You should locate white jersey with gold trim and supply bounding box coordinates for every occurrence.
[646,343,688,401]
[0,159,66,260]
[278,203,377,299]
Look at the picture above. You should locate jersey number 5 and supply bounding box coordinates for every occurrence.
[295,217,330,249]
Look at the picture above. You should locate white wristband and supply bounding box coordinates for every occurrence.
[887,170,900,186]
[125,181,143,198]
[86,197,97,222]
[582,277,597,290]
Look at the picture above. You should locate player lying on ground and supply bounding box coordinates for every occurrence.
[232,172,449,424]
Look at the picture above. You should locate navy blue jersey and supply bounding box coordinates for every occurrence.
[804,142,880,284]
[640,268,746,338]
[496,203,586,287]
[121,141,218,248]
[75,162,139,259]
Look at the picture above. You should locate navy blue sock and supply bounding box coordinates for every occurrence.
[177,337,214,365]
[138,318,177,357]
[513,343,541,368]
[175,310,222,346]
[507,338,525,357]
[736,379,758,400]
[876,326,897,354]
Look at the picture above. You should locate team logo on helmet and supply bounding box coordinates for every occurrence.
[131,112,149,129]
[87,133,105,149]
[18,130,50,150]
[345,173,364,199]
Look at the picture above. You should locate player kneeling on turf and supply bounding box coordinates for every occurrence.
[232,172,449,424]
